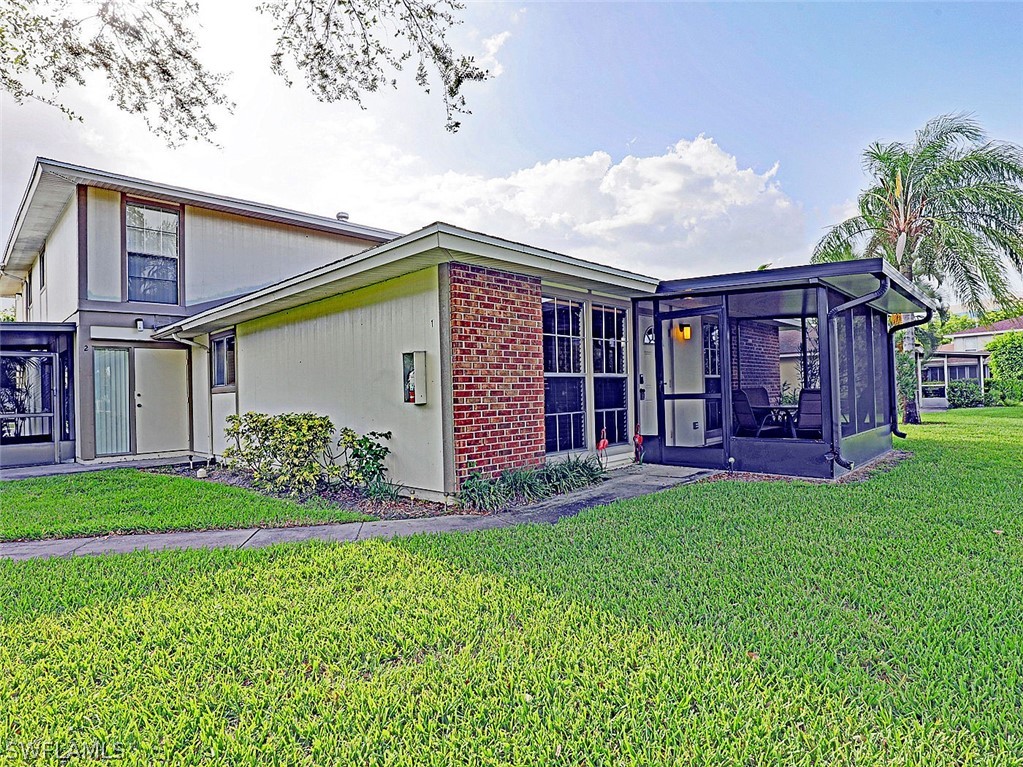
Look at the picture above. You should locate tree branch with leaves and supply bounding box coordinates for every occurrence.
[1,0,489,145]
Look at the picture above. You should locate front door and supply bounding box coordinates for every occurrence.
[134,348,189,454]
[655,310,727,468]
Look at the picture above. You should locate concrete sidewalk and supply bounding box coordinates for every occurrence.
[0,464,713,562]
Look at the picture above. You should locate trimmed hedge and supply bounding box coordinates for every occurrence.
[947,380,983,409]
[985,379,1023,407]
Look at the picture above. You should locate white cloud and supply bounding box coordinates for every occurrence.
[340,136,806,278]
[1,5,805,282]
[479,31,511,78]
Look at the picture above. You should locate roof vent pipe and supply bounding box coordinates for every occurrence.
[335,212,349,221]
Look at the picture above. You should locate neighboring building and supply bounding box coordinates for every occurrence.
[2,159,933,490]
[918,317,1022,405]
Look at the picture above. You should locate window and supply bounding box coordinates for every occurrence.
[211,333,236,389]
[543,297,586,452]
[38,249,45,290]
[592,304,628,445]
[24,272,32,309]
[126,202,180,304]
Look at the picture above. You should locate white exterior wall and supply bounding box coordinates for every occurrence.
[30,198,79,322]
[234,267,445,496]
[184,207,372,305]
[86,188,122,302]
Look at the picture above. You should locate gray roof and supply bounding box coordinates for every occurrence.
[1,158,400,292]
[656,258,935,316]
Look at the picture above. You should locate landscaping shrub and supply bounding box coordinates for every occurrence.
[499,467,550,504]
[986,378,1023,407]
[224,412,393,495]
[460,456,606,511]
[987,331,1023,380]
[224,412,337,494]
[363,476,404,503]
[336,427,393,487]
[459,472,513,512]
[537,455,604,494]
[946,380,984,409]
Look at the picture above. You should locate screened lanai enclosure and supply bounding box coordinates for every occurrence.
[0,323,76,468]
[632,259,934,479]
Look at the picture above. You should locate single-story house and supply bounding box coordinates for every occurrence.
[1,160,934,494]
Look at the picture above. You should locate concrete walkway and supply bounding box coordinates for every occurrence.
[0,456,197,481]
[0,464,712,562]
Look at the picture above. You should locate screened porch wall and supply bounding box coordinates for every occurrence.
[729,320,782,402]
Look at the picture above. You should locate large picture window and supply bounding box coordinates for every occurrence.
[211,332,236,389]
[126,202,180,304]
[543,297,586,453]
[592,304,628,445]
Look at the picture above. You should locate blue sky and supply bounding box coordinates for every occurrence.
[2,1,1021,283]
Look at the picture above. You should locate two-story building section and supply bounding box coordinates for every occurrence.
[0,158,396,469]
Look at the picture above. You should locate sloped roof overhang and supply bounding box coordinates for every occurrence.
[1,158,399,294]
[153,223,661,339]
[653,258,935,316]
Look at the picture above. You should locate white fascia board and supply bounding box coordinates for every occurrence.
[1,161,46,271]
[432,225,660,292]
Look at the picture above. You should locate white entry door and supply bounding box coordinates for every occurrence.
[134,348,190,454]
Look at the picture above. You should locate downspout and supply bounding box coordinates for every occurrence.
[824,276,891,471]
[887,307,933,438]
[171,333,214,460]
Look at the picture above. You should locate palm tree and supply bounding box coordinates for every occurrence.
[812,113,1023,422]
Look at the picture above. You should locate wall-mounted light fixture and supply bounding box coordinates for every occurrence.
[671,322,692,343]
[135,318,145,332]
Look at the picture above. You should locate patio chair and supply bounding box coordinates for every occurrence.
[732,390,785,437]
[794,389,823,440]
[744,386,772,408]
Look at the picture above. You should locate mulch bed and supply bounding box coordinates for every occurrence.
[150,465,474,521]
[697,450,912,486]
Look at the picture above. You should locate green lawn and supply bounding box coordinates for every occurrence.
[1,408,1021,765]
[0,469,370,541]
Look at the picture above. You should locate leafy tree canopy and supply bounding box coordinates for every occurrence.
[0,0,488,145]
[812,114,1023,316]
[987,331,1023,381]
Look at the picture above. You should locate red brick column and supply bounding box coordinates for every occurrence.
[448,263,546,484]
[730,319,781,400]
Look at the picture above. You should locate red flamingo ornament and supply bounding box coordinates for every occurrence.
[596,427,609,469]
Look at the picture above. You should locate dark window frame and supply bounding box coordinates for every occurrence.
[122,196,185,307]
[210,330,237,392]
[542,296,587,453]
[592,303,629,446]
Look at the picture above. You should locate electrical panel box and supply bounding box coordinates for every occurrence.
[402,351,427,405]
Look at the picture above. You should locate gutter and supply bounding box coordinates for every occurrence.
[887,307,934,439]
[824,275,891,471]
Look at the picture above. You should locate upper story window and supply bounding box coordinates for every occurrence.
[126,202,180,304]
[211,332,236,389]
[38,249,45,290]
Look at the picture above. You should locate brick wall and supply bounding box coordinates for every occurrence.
[730,320,781,401]
[448,263,545,484]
